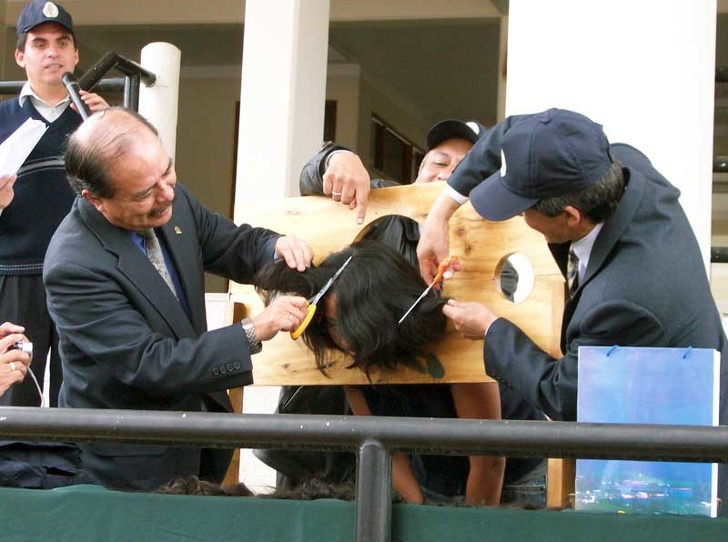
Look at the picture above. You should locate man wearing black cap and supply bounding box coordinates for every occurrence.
[417,107,728,514]
[301,118,484,225]
[255,119,550,507]
[0,0,108,407]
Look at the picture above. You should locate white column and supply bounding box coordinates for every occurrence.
[139,43,181,162]
[234,0,330,213]
[505,0,717,269]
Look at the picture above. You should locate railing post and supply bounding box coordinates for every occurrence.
[355,439,392,542]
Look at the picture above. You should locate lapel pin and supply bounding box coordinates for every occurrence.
[174,226,182,235]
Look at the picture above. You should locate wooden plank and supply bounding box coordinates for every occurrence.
[222,387,243,486]
[230,181,565,386]
[547,458,576,508]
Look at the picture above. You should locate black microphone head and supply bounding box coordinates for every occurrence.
[61,71,90,120]
[61,71,77,86]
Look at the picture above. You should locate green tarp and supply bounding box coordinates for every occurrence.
[2,485,725,541]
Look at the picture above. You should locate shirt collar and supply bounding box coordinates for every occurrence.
[19,82,71,121]
[129,230,146,254]
[570,222,603,279]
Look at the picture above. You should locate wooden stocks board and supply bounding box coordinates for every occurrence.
[229,181,565,386]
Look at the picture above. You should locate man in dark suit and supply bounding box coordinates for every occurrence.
[43,107,313,491]
[416,107,728,515]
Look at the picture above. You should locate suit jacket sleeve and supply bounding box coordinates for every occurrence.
[180,184,279,282]
[299,141,352,195]
[484,299,669,421]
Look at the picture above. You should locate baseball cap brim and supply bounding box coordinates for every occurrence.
[469,170,539,222]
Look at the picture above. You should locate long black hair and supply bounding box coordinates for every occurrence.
[255,240,447,376]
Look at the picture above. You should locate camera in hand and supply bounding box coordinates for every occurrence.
[11,341,33,356]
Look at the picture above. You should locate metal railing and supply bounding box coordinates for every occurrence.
[0,407,725,542]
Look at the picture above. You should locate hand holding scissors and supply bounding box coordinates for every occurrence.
[291,255,353,339]
[398,255,458,325]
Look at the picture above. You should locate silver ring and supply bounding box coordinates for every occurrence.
[9,362,16,372]
[332,191,342,196]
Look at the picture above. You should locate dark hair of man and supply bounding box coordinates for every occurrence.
[255,240,448,376]
[65,107,159,198]
[530,160,625,223]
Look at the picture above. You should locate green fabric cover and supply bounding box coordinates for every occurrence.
[1,485,725,541]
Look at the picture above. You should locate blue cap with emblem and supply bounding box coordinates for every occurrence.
[16,0,73,37]
[469,108,613,221]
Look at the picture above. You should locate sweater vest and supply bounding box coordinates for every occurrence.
[0,98,81,275]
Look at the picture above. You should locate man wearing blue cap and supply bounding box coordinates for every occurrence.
[416,107,728,515]
[0,0,108,407]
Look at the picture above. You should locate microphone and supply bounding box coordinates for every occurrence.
[61,72,91,120]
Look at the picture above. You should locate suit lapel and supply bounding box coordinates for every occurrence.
[558,169,645,352]
[582,169,644,288]
[158,217,208,334]
[79,198,197,338]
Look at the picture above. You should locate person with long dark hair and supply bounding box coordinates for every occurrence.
[256,241,505,505]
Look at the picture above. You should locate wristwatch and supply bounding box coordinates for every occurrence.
[241,318,262,355]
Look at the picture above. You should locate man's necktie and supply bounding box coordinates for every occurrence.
[567,248,579,297]
[142,229,178,299]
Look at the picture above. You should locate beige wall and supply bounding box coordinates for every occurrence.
[176,72,242,291]
[356,77,431,170]
[325,67,360,150]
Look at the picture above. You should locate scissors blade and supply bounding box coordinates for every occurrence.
[310,255,353,305]
[397,282,434,325]
[290,255,353,340]
[397,255,457,326]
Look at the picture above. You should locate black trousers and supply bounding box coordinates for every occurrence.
[0,274,61,407]
[254,385,355,488]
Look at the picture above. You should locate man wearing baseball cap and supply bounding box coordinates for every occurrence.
[417,107,728,515]
[0,0,108,407]
[302,118,485,225]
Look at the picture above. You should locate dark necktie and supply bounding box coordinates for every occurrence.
[567,248,579,297]
[142,228,178,299]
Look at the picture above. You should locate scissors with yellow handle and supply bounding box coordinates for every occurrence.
[291,255,353,340]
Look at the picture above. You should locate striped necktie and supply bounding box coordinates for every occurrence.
[142,229,178,299]
[567,248,579,297]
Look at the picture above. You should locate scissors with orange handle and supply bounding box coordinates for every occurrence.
[398,255,458,325]
[291,255,353,340]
